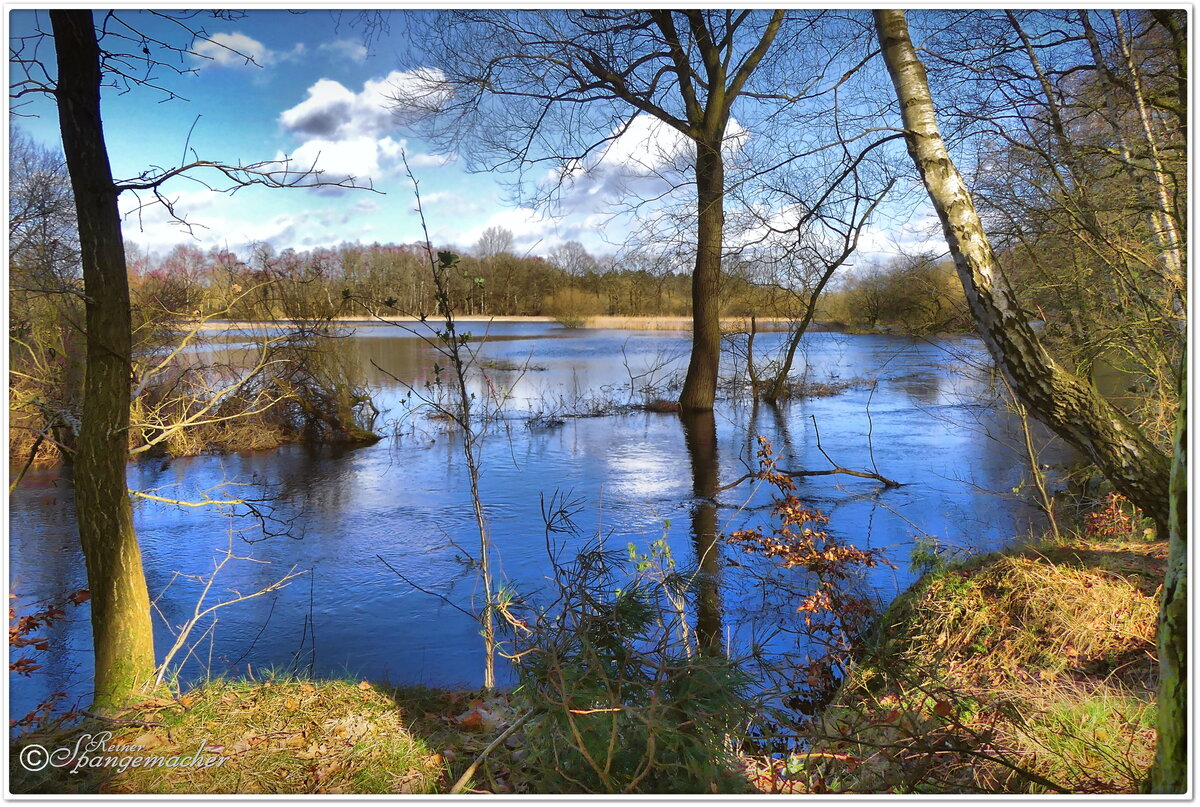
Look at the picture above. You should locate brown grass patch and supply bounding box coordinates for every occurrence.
[795,530,1163,794]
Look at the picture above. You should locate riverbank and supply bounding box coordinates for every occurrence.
[191,314,802,332]
[797,522,1163,794]
[11,516,1163,795]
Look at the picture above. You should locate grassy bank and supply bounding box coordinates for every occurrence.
[793,526,1163,794]
[11,676,509,795]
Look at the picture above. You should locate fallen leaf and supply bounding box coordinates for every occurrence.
[456,705,502,732]
[132,732,167,749]
[284,698,300,711]
[933,701,952,718]
[279,733,307,749]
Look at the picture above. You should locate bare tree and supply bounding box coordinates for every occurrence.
[398,10,842,411]
[547,240,599,277]
[918,10,1185,439]
[474,225,515,259]
[14,9,369,708]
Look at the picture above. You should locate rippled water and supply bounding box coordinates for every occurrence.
[9,322,1070,718]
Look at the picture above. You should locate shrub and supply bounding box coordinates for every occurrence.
[543,288,605,328]
[511,537,753,793]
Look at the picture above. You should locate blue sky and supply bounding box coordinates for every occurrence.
[8,8,939,263]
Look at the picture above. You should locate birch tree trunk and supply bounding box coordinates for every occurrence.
[874,9,1182,791]
[50,9,157,709]
[872,9,1171,529]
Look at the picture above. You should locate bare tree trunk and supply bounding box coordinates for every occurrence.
[873,9,1171,528]
[767,274,834,402]
[680,141,725,412]
[1147,367,1186,792]
[51,9,157,708]
[1111,10,1186,294]
[1079,12,1186,309]
[680,408,723,652]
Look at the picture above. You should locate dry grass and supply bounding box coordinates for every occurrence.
[887,553,1157,683]
[9,674,553,796]
[794,528,1163,794]
[10,676,483,795]
[193,315,797,333]
[584,315,794,332]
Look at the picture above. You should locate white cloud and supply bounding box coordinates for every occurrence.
[194,32,272,68]
[278,72,455,190]
[280,69,450,140]
[117,185,382,257]
[405,151,457,169]
[545,114,749,234]
[851,205,945,265]
[275,42,307,64]
[318,39,369,64]
[278,135,409,187]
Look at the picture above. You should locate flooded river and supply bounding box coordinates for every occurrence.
[9,322,1070,718]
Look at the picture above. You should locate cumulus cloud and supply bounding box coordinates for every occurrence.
[277,135,408,187]
[549,114,748,218]
[278,71,454,190]
[280,69,450,140]
[851,205,944,264]
[472,113,752,253]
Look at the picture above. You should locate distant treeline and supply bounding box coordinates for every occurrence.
[125,237,969,332]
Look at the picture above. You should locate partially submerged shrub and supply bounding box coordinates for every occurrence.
[131,328,379,459]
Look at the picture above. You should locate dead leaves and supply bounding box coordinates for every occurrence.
[451,696,510,732]
[322,715,371,743]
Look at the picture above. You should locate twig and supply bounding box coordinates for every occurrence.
[376,554,477,620]
[449,710,536,795]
